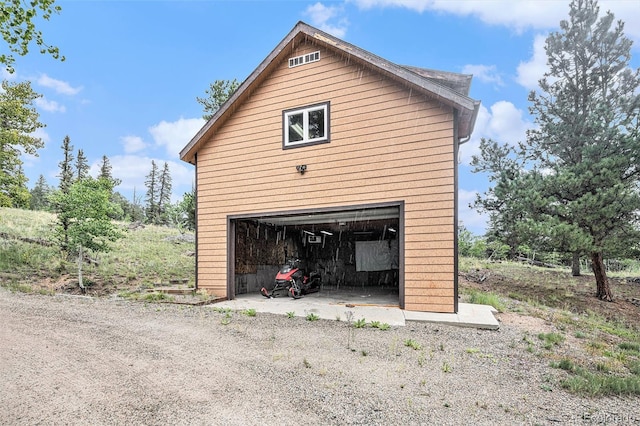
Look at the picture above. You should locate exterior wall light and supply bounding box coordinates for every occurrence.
[296,164,307,175]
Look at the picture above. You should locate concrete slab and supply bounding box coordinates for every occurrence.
[211,294,499,329]
[404,303,500,330]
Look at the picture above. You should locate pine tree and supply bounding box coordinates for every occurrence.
[75,149,89,181]
[29,174,51,211]
[98,155,122,187]
[524,0,640,301]
[197,79,240,120]
[157,162,172,225]
[144,160,159,224]
[57,136,74,193]
[54,135,75,253]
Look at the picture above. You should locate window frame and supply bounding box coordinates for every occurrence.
[282,101,330,149]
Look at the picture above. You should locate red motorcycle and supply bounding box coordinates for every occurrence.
[261,259,321,299]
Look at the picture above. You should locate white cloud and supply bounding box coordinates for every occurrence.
[37,74,82,95]
[305,2,349,38]
[458,189,488,234]
[459,101,531,165]
[148,117,205,159]
[350,0,640,42]
[461,64,503,87]
[35,97,66,113]
[121,135,147,154]
[516,34,548,90]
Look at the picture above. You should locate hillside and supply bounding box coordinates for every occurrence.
[0,207,195,296]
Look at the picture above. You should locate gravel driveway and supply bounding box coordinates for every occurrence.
[0,288,637,425]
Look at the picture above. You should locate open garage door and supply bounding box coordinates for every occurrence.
[228,202,403,308]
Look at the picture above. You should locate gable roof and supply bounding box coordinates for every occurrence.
[180,21,481,164]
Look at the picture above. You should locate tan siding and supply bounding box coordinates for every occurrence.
[195,42,457,312]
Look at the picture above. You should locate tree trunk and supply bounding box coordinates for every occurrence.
[590,251,612,301]
[571,252,581,276]
[78,245,85,293]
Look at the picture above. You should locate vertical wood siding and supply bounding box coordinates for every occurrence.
[196,42,456,312]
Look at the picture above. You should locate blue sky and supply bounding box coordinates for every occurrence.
[7,0,640,234]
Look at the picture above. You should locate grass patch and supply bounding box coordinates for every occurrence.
[242,308,257,317]
[562,370,640,396]
[141,292,174,302]
[618,342,640,353]
[466,289,506,312]
[538,332,565,349]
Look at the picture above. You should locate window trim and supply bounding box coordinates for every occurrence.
[282,101,330,149]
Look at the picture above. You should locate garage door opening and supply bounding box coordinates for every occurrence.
[229,203,403,308]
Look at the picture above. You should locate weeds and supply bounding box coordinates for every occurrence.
[242,308,257,317]
[404,339,422,351]
[306,313,319,321]
[353,318,367,328]
[286,311,295,319]
[538,332,565,349]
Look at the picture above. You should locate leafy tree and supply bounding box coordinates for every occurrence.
[50,177,124,291]
[197,79,239,120]
[29,174,51,211]
[0,80,44,207]
[75,149,89,181]
[0,0,64,73]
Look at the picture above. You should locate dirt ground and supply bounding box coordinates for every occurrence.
[460,264,640,331]
[1,288,638,425]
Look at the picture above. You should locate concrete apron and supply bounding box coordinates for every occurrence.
[212,293,499,329]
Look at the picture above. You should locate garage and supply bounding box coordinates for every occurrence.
[229,203,403,308]
[180,22,480,313]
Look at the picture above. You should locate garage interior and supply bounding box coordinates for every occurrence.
[232,205,401,307]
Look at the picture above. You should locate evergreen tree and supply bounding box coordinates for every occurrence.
[523,0,640,301]
[75,149,89,181]
[54,135,74,252]
[30,174,51,211]
[144,160,159,224]
[472,0,640,301]
[57,136,74,193]
[196,79,240,120]
[0,80,45,207]
[98,155,121,187]
[157,162,172,224]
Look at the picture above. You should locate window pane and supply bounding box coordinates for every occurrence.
[288,113,304,142]
[308,108,325,140]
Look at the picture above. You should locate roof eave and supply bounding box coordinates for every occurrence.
[180,21,482,162]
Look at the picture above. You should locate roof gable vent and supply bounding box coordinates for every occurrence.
[288,51,320,68]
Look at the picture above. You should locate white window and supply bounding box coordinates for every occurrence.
[283,102,330,148]
[288,51,320,68]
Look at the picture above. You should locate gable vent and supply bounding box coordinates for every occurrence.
[288,51,320,68]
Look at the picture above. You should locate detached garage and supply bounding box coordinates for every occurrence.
[179,21,480,313]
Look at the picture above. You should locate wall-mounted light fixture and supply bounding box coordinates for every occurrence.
[296,164,307,175]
